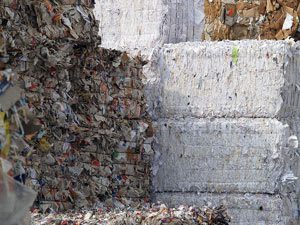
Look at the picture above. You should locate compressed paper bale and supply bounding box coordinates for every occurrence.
[94,0,205,50]
[145,40,300,119]
[155,192,298,225]
[203,0,300,41]
[1,1,154,210]
[152,118,297,194]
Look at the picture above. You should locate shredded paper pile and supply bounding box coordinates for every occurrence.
[32,204,230,225]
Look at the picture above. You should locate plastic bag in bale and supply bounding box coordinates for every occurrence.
[0,167,36,225]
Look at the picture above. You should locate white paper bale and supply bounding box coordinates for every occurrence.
[94,0,205,50]
[152,118,296,194]
[145,40,300,118]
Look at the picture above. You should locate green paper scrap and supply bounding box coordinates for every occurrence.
[232,46,239,65]
[112,151,119,160]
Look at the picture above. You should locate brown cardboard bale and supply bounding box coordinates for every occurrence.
[203,0,300,40]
